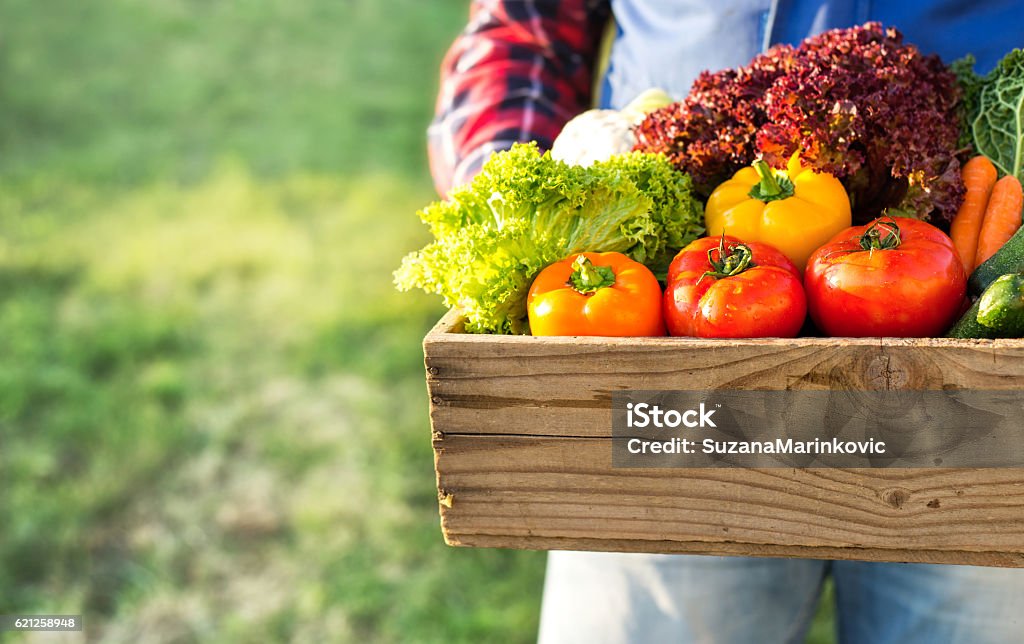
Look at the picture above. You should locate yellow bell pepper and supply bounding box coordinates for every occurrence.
[704,156,852,271]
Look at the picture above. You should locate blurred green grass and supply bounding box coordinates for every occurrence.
[1,1,544,641]
[0,0,834,642]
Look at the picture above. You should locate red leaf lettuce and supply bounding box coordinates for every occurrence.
[634,23,964,224]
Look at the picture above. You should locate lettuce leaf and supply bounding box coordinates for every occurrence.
[961,49,1024,182]
[395,143,703,334]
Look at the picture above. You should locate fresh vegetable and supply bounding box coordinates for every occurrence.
[634,23,964,223]
[527,252,664,336]
[950,156,998,273]
[947,273,1024,339]
[394,143,703,334]
[945,299,1000,339]
[550,110,635,168]
[805,217,967,337]
[664,235,806,338]
[621,88,675,120]
[969,223,1024,295]
[704,156,851,271]
[551,89,673,167]
[956,50,1024,183]
[976,273,1024,336]
[974,174,1024,268]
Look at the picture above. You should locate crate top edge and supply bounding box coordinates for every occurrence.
[423,311,1024,350]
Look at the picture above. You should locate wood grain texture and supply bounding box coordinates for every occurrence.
[424,311,1024,566]
[449,535,1024,568]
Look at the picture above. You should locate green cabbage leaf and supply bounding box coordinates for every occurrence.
[395,143,703,334]
[960,49,1024,181]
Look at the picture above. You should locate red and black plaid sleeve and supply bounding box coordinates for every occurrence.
[428,0,611,195]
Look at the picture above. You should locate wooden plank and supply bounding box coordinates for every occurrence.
[435,436,1024,564]
[425,313,1024,438]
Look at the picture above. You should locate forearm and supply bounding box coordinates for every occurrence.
[428,0,611,195]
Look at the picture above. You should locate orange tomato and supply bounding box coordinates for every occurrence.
[527,252,665,336]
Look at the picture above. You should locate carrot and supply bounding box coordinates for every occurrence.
[950,156,997,273]
[974,174,1024,268]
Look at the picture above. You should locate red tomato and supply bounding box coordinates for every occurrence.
[664,235,806,338]
[804,217,967,337]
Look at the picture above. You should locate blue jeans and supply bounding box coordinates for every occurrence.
[538,552,1024,643]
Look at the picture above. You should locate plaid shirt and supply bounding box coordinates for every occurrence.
[428,0,611,195]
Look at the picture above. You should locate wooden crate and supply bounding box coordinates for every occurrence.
[424,311,1024,567]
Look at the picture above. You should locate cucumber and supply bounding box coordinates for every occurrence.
[945,299,1000,338]
[977,273,1024,336]
[947,273,1024,338]
[969,225,1024,296]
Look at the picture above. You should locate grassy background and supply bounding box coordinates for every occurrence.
[0,1,834,641]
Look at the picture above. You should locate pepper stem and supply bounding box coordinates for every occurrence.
[700,235,756,282]
[568,256,616,294]
[748,160,796,202]
[858,217,902,252]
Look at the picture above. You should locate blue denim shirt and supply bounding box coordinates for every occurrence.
[600,0,1024,108]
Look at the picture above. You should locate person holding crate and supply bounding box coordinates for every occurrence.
[428,1,1024,642]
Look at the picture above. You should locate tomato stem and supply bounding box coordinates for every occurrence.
[748,160,795,202]
[701,235,755,282]
[568,256,616,294]
[858,217,902,251]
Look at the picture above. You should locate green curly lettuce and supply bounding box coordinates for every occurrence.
[395,143,703,334]
[959,49,1024,181]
